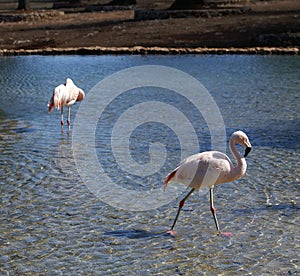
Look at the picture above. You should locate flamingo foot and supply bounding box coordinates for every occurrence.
[166,229,176,236]
[67,120,70,127]
[219,232,233,237]
[61,120,64,126]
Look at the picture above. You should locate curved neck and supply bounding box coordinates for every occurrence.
[229,138,247,179]
[229,138,242,165]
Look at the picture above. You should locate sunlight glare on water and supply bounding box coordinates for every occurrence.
[0,55,299,275]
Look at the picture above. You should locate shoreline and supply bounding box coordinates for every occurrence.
[1,46,299,56]
[0,0,299,55]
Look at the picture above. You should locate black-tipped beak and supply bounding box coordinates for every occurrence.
[244,147,252,157]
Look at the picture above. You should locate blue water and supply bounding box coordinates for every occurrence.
[0,55,299,275]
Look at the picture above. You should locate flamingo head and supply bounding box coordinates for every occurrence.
[231,131,252,157]
[48,94,55,114]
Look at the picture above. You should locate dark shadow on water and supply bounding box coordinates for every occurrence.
[13,126,36,133]
[104,229,173,239]
[264,203,299,211]
[0,118,35,134]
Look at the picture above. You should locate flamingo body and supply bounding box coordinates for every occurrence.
[164,130,252,236]
[48,78,85,128]
[165,151,245,191]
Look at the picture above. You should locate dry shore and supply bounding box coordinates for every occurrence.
[0,0,299,55]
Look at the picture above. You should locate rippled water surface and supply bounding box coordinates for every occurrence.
[0,55,299,275]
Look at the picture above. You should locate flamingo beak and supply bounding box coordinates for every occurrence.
[244,147,251,157]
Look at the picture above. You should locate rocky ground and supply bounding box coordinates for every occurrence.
[0,0,299,55]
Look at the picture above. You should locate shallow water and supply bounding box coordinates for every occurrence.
[0,55,299,275]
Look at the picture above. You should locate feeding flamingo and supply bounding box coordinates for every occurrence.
[164,130,252,236]
[48,78,85,128]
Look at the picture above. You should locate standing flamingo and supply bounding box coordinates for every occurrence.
[164,130,252,236]
[48,78,85,129]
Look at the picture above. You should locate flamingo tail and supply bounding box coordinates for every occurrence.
[164,169,177,191]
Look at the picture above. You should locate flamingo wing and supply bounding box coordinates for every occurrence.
[48,84,66,112]
[164,151,232,190]
[65,79,85,106]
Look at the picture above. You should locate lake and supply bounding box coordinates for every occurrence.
[0,55,299,275]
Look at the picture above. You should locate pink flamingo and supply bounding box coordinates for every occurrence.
[48,78,85,128]
[164,130,252,236]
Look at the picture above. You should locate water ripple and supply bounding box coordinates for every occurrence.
[0,55,299,275]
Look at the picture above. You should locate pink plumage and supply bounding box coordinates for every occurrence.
[164,130,252,236]
[48,78,85,128]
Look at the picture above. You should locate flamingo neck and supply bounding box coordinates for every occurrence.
[229,138,247,179]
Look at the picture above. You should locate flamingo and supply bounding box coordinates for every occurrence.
[164,130,252,236]
[48,78,85,128]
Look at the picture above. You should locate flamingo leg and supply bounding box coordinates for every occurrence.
[210,187,221,234]
[60,107,64,127]
[168,188,195,234]
[67,106,71,128]
[210,188,233,237]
